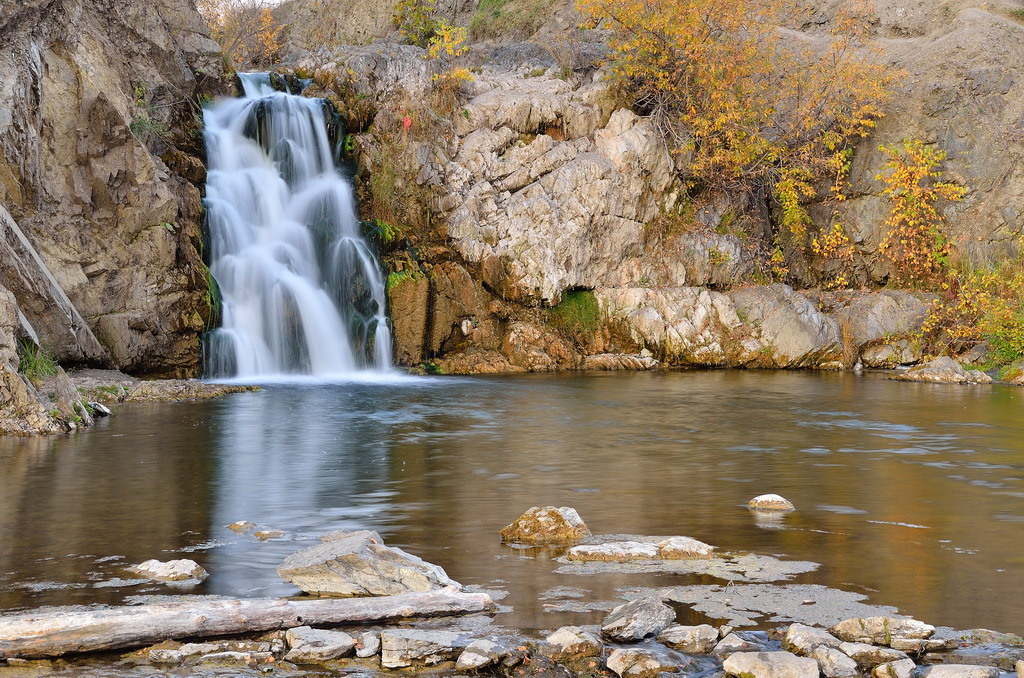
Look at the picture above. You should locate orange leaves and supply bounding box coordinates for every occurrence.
[197,0,284,69]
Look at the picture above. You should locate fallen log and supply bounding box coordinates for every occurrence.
[0,590,493,659]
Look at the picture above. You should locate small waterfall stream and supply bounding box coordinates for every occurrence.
[202,73,392,379]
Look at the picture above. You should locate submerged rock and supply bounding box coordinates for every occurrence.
[129,559,208,582]
[379,629,469,668]
[500,506,591,544]
[607,648,680,678]
[656,624,719,653]
[602,596,676,642]
[829,617,935,644]
[276,530,459,596]
[284,626,356,663]
[749,494,795,510]
[722,651,819,678]
[567,541,660,562]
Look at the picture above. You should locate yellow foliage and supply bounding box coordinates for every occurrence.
[575,0,895,238]
[197,0,283,69]
[428,21,470,60]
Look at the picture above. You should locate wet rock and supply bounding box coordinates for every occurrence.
[194,651,274,668]
[919,666,1002,678]
[148,648,184,664]
[500,506,591,544]
[607,648,680,678]
[839,641,910,668]
[658,537,715,559]
[714,632,768,656]
[254,530,285,541]
[890,637,958,653]
[602,596,676,642]
[227,521,257,533]
[722,651,819,678]
[784,623,842,655]
[891,357,986,384]
[583,354,659,370]
[545,626,603,660]
[656,624,719,653]
[812,646,860,678]
[276,530,459,596]
[88,401,112,417]
[922,646,1024,670]
[356,631,381,658]
[456,639,509,670]
[284,626,356,663]
[129,559,208,582]
[379,629,469,668]
[567,541,660,562]
[830,617,935,644]
[873,658,917,678]
[748,494,795,510]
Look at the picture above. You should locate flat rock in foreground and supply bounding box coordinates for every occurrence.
[277,530,459,596]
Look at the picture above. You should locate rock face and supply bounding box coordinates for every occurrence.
[602,596,676,642]
[0,0,225,380]
[500,506,591,544]
[276,530,460,596]
[129,559,208,582]
[722,651,820,678]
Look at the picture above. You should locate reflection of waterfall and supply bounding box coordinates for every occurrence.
[203,73,392,378]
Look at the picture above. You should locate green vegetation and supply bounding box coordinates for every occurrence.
[386,269,422,293]
[469,0,558,40]
[547,290,601,337]
[128,80,168,143]
[394,0,440,47]
[368,219,402,245]
[18,341,58,383]
[708,247,731,265]
[1009,8,1024,22]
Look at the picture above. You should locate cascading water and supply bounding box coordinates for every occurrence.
[202,73,392,379]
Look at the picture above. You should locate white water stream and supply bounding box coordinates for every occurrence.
[202,74,391,378]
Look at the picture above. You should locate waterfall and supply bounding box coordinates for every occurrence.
[202,73,392,379]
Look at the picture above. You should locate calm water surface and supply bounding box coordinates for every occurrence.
[1,370,1022,634]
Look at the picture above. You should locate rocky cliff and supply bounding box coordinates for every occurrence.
[0,0,225,431]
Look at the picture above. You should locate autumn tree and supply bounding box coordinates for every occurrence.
[576,0,895,241]
[197,0,284,69]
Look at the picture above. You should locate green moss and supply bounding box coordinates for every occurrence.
[386,269,422,294]
[547,290,601,337]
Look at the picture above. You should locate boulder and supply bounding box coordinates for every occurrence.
[607,648,680,678]
[545,626,603,660]
[129,559,208,582]
[839,642,910,669]
[873,658,917,678]
[714,632,768,656]
[722,651,819,678]
[656,625,719,653]
[812,646,860,678]
[284,626,356,663]
[500,506,591,544]
[830,617,935,644]
[567,541,660,562]
[918,666,1001,678]
[356,631,381,658]
[891,357,987,384]
[276,530,459,596]
[658,537,715,559]
[748,494,795,510]
[784,623,842,655]
[379,629,469,668]
[602,596,676,642]
[456,639,509,670]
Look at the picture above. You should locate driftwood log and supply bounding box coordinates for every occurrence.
[0,590,493,659]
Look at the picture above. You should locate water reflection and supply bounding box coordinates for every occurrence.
[0,371,1022,635]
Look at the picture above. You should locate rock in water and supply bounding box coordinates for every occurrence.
[607,648,680,678]
[602,596,676,642]
[658,536,715,559]
[656,625,719,653]
[379,629,468,668]
[545,626,603,660]
[567,541,660,562]
[813,647,861,678]
[919,666,1001,678]
[284,626,356,663]
[723,651,819,678]
[499,506,591,544]
[129,559,208,582]
[456,639,509,670]
[276,530,459,596]
[891,357,984,384]
[872,659,917,678]
[784,623,842,655]
[839,642,909,669]
[829,617,935,644]
[748,494,795,510]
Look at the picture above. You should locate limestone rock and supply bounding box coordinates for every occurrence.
[784,624,842,655]
[873,658,917,678]
[379,629,469,668]
[284,627,356,663]
[729,285,844,368]
[656,625,719,654]
[658,537,715,559]
[356,631,381,658]
[749,494,796,510]
[892,357,987,384]
[583,353,659,370]
[813,646,860,678]
[832,291,931,367]
[722,651,819,678]
[129,559,208,582]
[456,639,509,670]
[918,666,1001,678]
[839,642,910,668]
[714,632,767,656]
[500,506,590,544]
[889,637,958,653]
[276,530,459,596]
[602,596,676,642]
[607,648,680,678]
[830,617,936,644]
[545,626,603,660]
[567,541,660,562]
